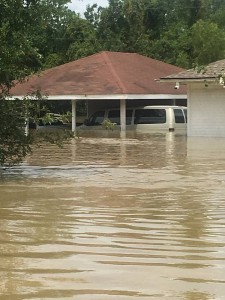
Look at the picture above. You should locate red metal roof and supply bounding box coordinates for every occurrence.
[10,51,186,96]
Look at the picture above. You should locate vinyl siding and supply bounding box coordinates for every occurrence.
[188,83,225,137]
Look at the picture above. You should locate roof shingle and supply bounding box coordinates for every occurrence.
[161,59,225,81]
[10,51,186,96]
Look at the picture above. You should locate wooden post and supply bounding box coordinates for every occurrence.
[72,100,76,132]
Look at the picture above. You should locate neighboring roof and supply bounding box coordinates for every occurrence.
[10,51,186,98]
[161,59,225,82]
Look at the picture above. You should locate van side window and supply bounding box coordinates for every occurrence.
[88,111,105,126]
[174,109,185,123]
[108,110,133,125]
[134,109,166,124]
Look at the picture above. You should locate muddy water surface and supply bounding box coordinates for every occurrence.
[1,132,225,300]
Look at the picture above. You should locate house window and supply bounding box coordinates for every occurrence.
[174,109,185,123]
[134,109,166,124]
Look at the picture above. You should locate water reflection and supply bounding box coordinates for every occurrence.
[0,133,225,299]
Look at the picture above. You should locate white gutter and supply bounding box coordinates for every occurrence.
[160,78,216,83]
[8,93,187,100]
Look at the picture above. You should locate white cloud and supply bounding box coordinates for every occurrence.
[68,0,108,15]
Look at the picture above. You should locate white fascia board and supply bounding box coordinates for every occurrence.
[9,93,187,100]
[160,78,215,83]
[47,94,187,100]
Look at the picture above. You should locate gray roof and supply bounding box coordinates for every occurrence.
[161,59,225,82]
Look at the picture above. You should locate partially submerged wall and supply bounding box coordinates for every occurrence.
[188,83,225,137]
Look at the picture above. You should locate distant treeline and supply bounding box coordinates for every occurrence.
[1,0,225,90]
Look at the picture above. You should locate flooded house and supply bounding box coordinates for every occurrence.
[161,59,225,137]
[9,51,187,133]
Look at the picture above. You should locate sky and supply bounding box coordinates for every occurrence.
[68,0,108,15]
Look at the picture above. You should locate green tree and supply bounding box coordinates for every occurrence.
[63,14,100,61]
[0,0,41,89]
[150,23,191,68]
[95,0,128,51]
[122,0,152,54]
[0,0,73,168]
[89,0,152,54]
[210,0,225,27]
[0,98,32,166]
[191,19,225,65]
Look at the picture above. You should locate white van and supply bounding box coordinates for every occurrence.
[78,105,187,133]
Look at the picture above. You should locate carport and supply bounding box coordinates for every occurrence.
[10,51,187,133]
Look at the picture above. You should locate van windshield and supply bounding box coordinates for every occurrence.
[134,109,166,124]
[108,110,133,125]
[174,109,185,123]
[184,109,187,123]
[88,111,105,126]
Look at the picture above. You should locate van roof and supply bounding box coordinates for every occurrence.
[106,105,187,110]
[141,105,187,109]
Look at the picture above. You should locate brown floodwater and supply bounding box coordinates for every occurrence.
[1,132,225,300]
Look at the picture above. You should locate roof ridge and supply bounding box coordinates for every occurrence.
[102,51,127,93]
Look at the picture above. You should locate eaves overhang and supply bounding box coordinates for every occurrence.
[160,77,216,83]
[7,93,187,101]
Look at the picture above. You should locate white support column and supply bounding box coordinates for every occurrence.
[72,100,76,132]
[25,117,29,136]
[24,105,29,136]
[120,98,126,132]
